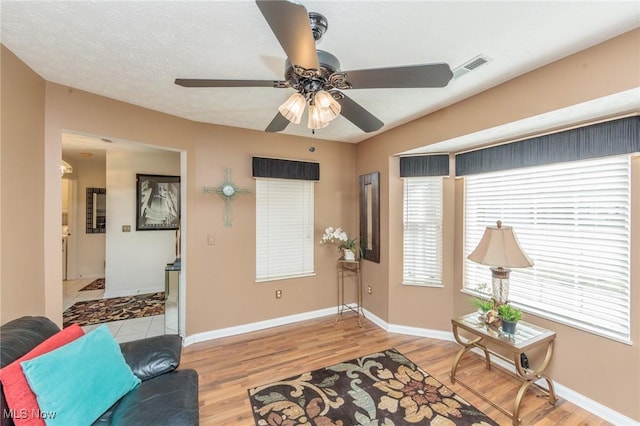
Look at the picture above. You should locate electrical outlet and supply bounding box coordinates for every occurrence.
[207,234,215,245]
[122,225,131,232]
[367,285,372,295]
[275,289,282,299]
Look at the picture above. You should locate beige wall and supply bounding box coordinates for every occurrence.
[356,29,640,420]
[18,73,357,337]
[187,126,357,331]
[0,46,46,322]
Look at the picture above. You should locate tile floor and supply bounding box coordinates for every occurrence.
[63,278,170,343]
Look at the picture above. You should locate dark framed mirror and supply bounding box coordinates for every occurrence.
[86,187,106,233]
[359,172,380,263]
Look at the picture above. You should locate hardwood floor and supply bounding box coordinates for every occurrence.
[180,314,610,426]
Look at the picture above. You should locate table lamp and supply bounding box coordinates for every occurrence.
[467,220,533,306]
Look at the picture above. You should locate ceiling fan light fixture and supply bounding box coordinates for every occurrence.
[314,90,341,121]
[315,90,338,109]
[60,160,73,176]
[307,103,330,130]
[318,105,339,123]
[278,92,306,124]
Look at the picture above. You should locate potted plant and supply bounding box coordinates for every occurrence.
[470,283,493,318]
[320,227,361,260]
[471,297,494,314]
[497,303,522,334]
[339,236,362,261]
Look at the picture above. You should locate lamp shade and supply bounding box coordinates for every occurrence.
[314,90,341,121]
[278,92,306,124]
[467,221,533,268]
[307,103,329,129]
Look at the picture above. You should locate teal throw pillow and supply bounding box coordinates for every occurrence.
[21,324,141,426]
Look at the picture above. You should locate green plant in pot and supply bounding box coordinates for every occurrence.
[471,297,494,314]
[497,303,522,334]
[470,282,493,317]
[339,236,362,260]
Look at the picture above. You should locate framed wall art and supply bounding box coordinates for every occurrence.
[136,174,180,231]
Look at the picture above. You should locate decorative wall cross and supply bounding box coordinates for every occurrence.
[203,168,250,227]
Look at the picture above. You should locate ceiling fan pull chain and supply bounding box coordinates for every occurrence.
[309,130,316,152]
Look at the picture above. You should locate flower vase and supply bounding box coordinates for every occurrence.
[343,249,355,261]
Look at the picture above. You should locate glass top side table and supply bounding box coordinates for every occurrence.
[451,312,557,425]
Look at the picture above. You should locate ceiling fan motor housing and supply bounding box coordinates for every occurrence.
[285,50,340,78]
[284,50,348,99]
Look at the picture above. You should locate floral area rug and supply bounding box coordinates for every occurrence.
[248,348,497,426]
[63,292,165,328]
[79,278,105,291]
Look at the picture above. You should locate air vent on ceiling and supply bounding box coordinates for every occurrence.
[453,54,492,79]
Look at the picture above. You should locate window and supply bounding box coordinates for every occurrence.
[403,177,443,286]
[464,155,631,342]
[256,178,314,281]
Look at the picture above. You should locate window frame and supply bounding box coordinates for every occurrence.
[463,155,632,343]
[255,178,315,282]
[402,176,444,287]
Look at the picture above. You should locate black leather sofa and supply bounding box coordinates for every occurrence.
[0,316,199,426]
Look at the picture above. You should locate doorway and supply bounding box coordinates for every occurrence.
[61,132,184,341]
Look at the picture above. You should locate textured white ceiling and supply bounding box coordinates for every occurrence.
[2,1,639,147]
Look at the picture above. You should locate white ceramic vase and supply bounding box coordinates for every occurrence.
[343,249,356,261]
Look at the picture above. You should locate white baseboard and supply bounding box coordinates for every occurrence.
[552,381,639,425]
[183,306,337,346]
[103,286,163,299]
[70,274,102,280]
[183,307,638,425]
[389,322,455,342]
[360,308,387,330]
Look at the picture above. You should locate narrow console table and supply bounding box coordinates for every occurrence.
[164,258,181,300]
[450,313,557,425]
[335,259,364,327]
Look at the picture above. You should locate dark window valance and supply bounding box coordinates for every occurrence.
[400,154,449,177]
[456,116,640,176]
[252,157,320,181]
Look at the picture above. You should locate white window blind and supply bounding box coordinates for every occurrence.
[464,155,631,342]
[256,178,314,282]
[403,177,443,287]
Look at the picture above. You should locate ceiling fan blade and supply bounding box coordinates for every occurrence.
[256,0,319,71]
[344,63,453,89]
[336,94,384,133]
[265,112,290,133]
[175,79,277,88]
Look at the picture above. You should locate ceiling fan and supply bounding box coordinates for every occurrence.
[175,0,453,133]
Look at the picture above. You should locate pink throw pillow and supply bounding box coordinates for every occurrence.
[0,323,84,426]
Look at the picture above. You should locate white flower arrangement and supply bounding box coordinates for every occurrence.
[320,226,361,259]
[320,226,349,245]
